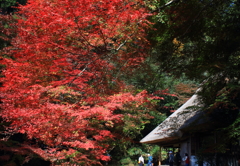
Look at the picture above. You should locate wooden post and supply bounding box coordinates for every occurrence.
[159,146,162,166]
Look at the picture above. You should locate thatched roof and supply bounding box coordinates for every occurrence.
[140,90,209,145]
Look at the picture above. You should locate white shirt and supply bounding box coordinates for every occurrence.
[183,156,188,161]
[139,156,144,163]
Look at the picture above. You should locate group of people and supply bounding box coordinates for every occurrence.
[138,151,190,166]
[138,154,154,166]
[169,150,190,166]
[169,151,190,166]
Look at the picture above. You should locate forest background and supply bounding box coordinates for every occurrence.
[0,0,240,166]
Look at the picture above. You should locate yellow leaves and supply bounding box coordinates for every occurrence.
[105,121,114,128]
[172,38,184,56]
[73,131,79,137]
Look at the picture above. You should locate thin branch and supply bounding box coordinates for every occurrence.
[181,1,212,37]
[68,61,93,86]
[116,40,127,51]
[159,0,179,9]
[151,0,180,12]
[67,40,128,86]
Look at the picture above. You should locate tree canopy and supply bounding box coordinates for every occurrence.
[1,0,240,165]
[148,0,240,144]
[150,0,240,88]
[0,0,159,165]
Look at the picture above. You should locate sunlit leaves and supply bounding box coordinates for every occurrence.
[0,0,152,165]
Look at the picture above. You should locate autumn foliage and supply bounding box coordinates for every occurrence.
[0,0,153,165]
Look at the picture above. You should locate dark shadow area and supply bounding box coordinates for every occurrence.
[0,133,51,166]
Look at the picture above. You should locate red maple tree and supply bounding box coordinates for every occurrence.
[0,0,153,165]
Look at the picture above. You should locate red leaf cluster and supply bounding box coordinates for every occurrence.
[0,0,152,165]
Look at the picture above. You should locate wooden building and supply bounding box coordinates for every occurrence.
[140,90,240,166]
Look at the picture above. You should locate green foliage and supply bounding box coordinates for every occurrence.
[217,87,240,139]
[0,0,17,8]
[119,157,133,166]
[0,0,27,13]
[145,0,240,157]
[148,0,240,84]
[227,114,240,138]
[147,145,161,158]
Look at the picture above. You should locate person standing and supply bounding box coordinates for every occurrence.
[169,151,174,166]
[183,153,190,166]
[175,150,182,166]
[147,154,153,166]
[138,155,144,166]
